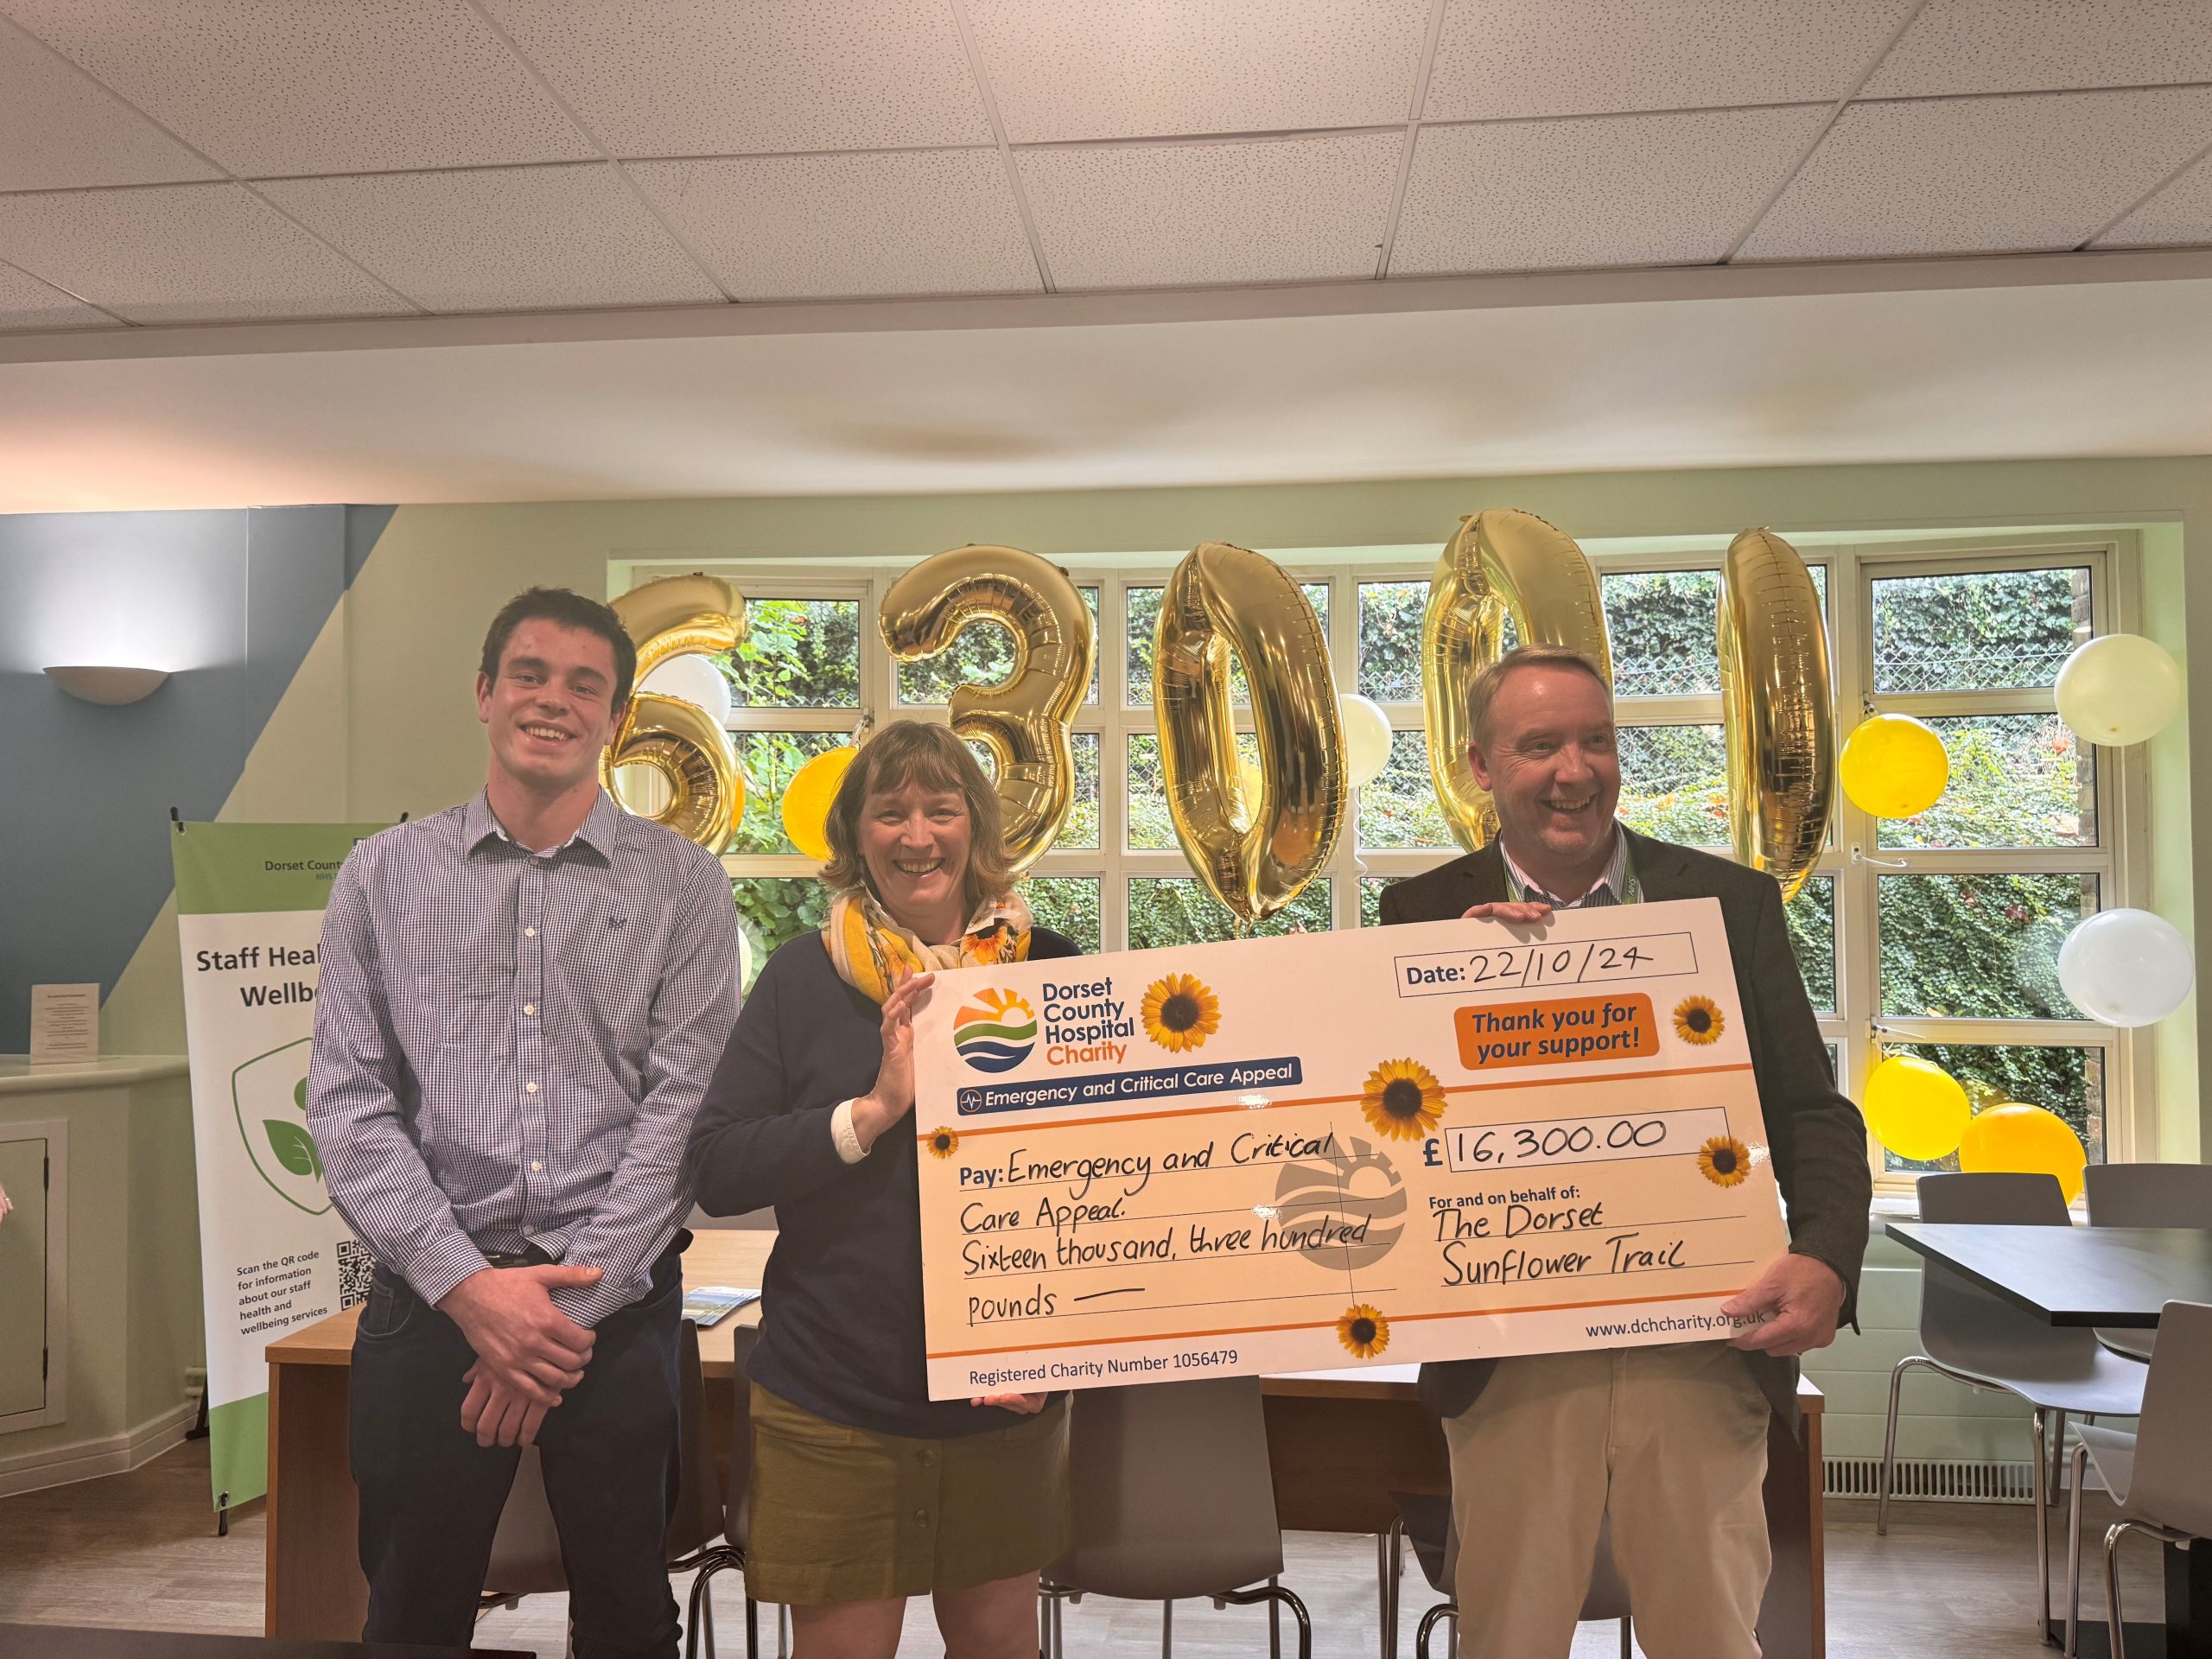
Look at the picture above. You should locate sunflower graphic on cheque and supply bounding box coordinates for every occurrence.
[1360,1058,1447,1141]
[1141,973,1220,1052]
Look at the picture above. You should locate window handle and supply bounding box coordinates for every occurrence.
[1850,845,1909,870]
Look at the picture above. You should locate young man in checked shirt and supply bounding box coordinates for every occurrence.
[308,588,739,1659]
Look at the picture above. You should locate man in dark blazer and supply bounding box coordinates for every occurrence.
[1381,644,1869,1659]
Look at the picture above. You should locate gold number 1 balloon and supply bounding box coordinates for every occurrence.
[1155,542,1344,927]
[601,574,747,851]
[880,545,1095,875]
[1719,529,1834,899]
[1421,510,1612,851]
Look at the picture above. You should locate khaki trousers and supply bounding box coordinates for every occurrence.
[1442,1342,1771,1659]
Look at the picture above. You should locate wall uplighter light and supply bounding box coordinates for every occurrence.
[43,664,171,705]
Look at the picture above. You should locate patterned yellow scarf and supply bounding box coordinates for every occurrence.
[823,889,1034,1004]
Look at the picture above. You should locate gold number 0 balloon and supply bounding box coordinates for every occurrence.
[1421,510,1612,851]
[880,546,1095,875]
[1155,542,1345,928]
[600,573,747,851]
[1719,528,1834,900]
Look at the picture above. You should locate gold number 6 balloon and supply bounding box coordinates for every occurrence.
[600,574,747,850]
[1155,542,1344,928]
[880,546,1095,875]
[1719,528,1834,900]
[1421,510,1612,850]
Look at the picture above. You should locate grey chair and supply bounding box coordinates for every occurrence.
[2062,1301,2212,1657]
[1039,1376,1312,1659]
[1878,1173,2147,1636]
[679,1324,768,1659]
[480,1319,735,1657]
[2082,1164,2212,1361]
[1387,1491,1631,1659]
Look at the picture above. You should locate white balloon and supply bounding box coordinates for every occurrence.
[639,653,732,727]
[2057,907,2194,1027]
[1339,693,1394,788]
[2055,634,2182,747]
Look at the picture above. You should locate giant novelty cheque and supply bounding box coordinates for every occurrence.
[913,898,1788,1399]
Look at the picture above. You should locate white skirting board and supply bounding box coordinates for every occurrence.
[0,1394,200,1499]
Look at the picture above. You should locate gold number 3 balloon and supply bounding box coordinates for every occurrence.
[1719,528,1834,900]
[880,546,1095,875]
[1155,542,1344,928]
[1421,510,1612,851]
[601,574,747,851]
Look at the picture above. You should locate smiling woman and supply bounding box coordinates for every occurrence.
[684,718,1085,1651]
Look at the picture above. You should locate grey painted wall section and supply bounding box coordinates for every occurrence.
[0,505,386,1052]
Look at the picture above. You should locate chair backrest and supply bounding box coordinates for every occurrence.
[2120,1301,2212,1538]
[2083,1164,2212,1229]
[667,1319,722,1558]
[1916,1171,2070,1225]
[1048,1376,1282,1601]
[1910,1173,2095,1377]
[485,1317,721,1595]
[721,1323,763,1548]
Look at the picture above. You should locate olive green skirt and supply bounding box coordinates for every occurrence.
[744,1383,1071,1605]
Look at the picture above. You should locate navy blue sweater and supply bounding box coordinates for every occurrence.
[687,927,1080,1439]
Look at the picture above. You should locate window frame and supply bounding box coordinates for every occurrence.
[624,529,2155,1184]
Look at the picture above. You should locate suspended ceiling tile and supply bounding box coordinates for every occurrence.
[1394,105,1829,275]
[258,164,722,315]
[1422,0,1914,123]
[0,0,590,175]
[2094,151,2212,248]
[1865,0,2212,98]
[629,150,1038,302]
[1738,87,2212,263]
[480,0,993,157]
[0,259,110,329]
[0,182,413,323]
[1020,131,1402,289]
[0,22,219,190]
[964,0,1432,144]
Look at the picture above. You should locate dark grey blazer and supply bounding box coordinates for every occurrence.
[1378,829,1871,1430]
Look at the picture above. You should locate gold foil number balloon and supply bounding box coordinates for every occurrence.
[601,574,747,851]
[880,546,1095,876]
[1421,510,1612,851]
[1719,529,1835,901]
[1155,542,1345,927]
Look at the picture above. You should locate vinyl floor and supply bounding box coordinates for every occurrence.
[0,1436,2170,1657]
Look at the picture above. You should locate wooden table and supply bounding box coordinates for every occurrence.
[266,1230,1824,1656]
[1885,1221,2212,1659]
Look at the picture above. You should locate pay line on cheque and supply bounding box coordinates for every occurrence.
[919,1058,1758,1144]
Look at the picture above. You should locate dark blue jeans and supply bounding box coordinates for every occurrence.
[349,1245,685,1659]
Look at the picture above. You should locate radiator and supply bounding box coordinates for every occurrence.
[1824,1457,2042,1503]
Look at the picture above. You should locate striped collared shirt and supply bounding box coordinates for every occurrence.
[1499,824,1632,910]
[308,790,738,1325]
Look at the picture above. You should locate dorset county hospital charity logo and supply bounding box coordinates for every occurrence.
[952,989,1039,1073]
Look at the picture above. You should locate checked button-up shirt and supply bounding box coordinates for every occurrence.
[308,790,739,1326]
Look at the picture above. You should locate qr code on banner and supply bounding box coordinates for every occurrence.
[337,1238,377,1310]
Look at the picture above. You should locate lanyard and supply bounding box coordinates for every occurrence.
[1501,840,1641,908]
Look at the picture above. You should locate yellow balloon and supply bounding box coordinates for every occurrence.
[1960,1103,2088,1205]
[880,545,1095,876]
[781,746,856,864]
[1156,542,1345,927]
[1719,529,1835,900]
[1421,510,1612,851]
[602,574,748,851]
[1838,713,1948,819]
[1864,1055,1971,1162]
